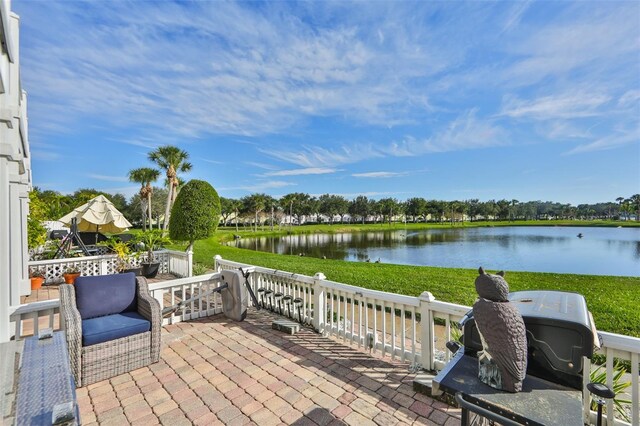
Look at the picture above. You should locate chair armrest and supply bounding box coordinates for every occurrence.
[59,284,83,387]
[136,277,162,362]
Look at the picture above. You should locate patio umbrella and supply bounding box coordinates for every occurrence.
[59,194,132,234]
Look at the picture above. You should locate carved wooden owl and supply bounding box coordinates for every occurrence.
[473,267,527,392]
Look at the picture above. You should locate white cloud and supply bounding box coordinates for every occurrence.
[221,180,296,193]
[18,2,454,141]
[88,174,129,182]
[565,127,640,155]
[263,144,382,168]
[618,90,640,107]
[499,92,611,120]
[201,158,223,165]
[352,171,408,178]
[501,1,531,33]
[264,167,340,177]
[385,110,508,156]
[30,150,61,161]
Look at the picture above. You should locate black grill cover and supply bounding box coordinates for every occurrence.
[462,290,597,390]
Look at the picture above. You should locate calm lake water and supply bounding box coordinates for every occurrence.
[232,226,640,277]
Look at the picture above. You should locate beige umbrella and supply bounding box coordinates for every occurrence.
[59,194,132,233]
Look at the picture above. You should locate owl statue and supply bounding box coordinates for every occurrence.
[473,267,527,392]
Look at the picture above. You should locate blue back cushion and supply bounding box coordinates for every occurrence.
[75,273,137,319]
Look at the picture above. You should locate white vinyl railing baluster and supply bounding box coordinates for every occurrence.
[401,306,406,362]
[606,348,614,424]
[364,297,369,350]
[411,307,417,363]
[358,298,363,348]
[391,302,396,360]
[381,300,386,357]
[632,352,639,426]
[373,302,378,352]
[350,295,355,345]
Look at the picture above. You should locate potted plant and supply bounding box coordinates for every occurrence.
[30,269,46,290]
[62,266,81,284]
[101,237,142,275]
[138,230,170,278]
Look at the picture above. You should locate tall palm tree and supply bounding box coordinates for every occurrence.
[616,197,625,220]
[128,167,160,230]
[148,146,192,232]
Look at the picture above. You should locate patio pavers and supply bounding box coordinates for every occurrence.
[78,308,461,425]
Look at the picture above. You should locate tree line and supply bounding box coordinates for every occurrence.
[29,143,639,233]
[219,193,640,231]
[32,187,640,232]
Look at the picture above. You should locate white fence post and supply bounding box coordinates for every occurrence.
[214,255,222,272]
[312,272,326,333]
[187,250,193,277]
[100,256,108,275]
[419,291,435,371]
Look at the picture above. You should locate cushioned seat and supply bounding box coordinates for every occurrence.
[60,273,161,387]
[82,312,150,346]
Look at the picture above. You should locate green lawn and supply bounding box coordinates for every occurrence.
[170,221,640,337]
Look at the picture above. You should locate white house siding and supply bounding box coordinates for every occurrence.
[0,0,31,342]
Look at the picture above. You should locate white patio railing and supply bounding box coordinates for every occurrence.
[214,255,640,426]
[8,255,639,425]
[148,272,226,325]
[28,249,193,283]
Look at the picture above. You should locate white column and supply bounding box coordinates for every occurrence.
[0,158,10,342]
[419,291,435,371]
[312,272,326,333]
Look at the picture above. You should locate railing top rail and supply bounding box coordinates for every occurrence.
[29,249,172,266]
[29,254,110,265]
[164,249,190,257]
[9,299,60,320]
[148,272,222,291]
[319,279,421,307]
[599,331,640,354]
[216,258,316,285]
[428,299,472,317]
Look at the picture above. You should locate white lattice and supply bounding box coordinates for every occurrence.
[28,250,179,282]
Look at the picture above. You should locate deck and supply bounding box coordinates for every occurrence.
[76,308,461,425]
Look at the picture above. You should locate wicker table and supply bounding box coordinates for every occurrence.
[15,331,79,425]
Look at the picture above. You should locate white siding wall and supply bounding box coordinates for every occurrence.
[0,0,31,342]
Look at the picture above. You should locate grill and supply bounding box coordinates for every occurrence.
[461,290,600,390]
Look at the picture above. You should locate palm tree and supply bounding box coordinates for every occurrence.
[629,194,640,221]
[241,193,268,232]
[148,146,192,232]
[128,168,160,230]
[616,197,625,220]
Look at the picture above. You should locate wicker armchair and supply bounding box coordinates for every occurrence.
[59,273,161,387]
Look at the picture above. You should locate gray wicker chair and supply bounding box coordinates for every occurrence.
[59,273,161,387]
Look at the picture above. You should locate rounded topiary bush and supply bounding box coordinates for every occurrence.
[169,180,221,249]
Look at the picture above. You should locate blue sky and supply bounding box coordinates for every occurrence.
[15,0,640,204]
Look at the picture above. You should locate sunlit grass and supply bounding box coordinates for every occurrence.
[169,220,640,337]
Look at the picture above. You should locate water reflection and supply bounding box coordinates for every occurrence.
[232,227,640,276]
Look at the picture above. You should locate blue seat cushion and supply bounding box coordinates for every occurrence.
[75,273,137,319]
[82,312,150,346]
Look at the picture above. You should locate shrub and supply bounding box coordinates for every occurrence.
[192,263,209,275]
[27,191,48,250]
[169,180,221,251]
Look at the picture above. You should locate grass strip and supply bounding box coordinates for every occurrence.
[171,221,639,337]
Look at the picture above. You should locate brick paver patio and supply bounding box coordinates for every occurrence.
[76,308,461,425]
